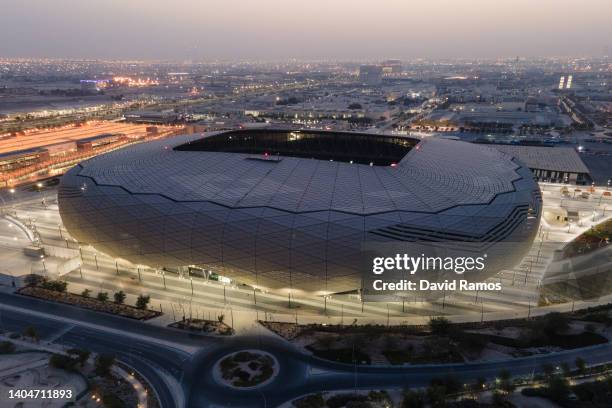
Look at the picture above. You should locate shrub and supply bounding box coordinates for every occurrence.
[497,369,515,393]
[81,289,91,298]
[97,292,109,302]
[401,389,425,408]
[428,317,452,336]
[542,312,569,335]
[326,394,368,408]
[135,294,150,309]
[101,392,125,408]
[67,348,90,366]
[0,341,16,354]
[575,357,587,374]
[24,274,45,287]
[40,280,67,292]
[113,291,126,304]
[94,353,115,377]
[547,375,570,401]
[49,354,78,371]
[23,326,38,342]
[294,393,325,408]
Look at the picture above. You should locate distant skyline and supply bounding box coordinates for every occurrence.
[1,0,610,61]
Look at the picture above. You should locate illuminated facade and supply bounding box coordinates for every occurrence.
[59,129,541,294]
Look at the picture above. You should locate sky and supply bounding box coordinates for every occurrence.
[1,0,610,61]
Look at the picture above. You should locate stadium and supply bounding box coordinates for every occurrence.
[58,129,542,295]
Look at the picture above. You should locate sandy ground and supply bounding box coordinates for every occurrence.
[0,352,87,408]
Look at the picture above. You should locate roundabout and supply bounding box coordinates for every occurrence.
[214,349,279,389]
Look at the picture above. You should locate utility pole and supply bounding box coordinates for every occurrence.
[527,299,531,319]
[386,304,390,327]
[481,301,484,323]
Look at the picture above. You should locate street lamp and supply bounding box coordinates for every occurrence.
[9,188,15,208]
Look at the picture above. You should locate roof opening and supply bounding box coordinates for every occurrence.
[174,129,417,166]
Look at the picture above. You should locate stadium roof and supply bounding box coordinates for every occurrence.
[75,132,524,216]
[491,145,590,174]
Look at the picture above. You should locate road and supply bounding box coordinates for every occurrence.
[184,333,612,407]
[2,291,611,408]
[0,291,205,408]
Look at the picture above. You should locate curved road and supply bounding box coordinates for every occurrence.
[184,335,612,407]
[1,291,611,408]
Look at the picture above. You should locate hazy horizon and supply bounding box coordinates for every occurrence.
[1,0,610,61]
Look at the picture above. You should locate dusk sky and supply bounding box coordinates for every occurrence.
[1,0,610,61]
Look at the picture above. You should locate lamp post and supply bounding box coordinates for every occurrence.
[9,188,15,208]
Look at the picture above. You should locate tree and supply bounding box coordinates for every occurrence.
[81,289,91,298]
[430,375,461,395]
[135,294,150,309]
[541,362,555,378]
[67,348,90,367]
[491,391,507,405]
[575,357,587,374]
[97,292,109,302]
[218,314,225,324]
[560,362,571,377]
[23,326,38,343]
[401,389,425,408]
[498,369,515,394]
[428,317,452,336]
[425,385,447,408]
[547,375,570,401]
[469,377,487,396]
[113,291,126,304]
[94,354,115,377]
[101,393,125,408]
